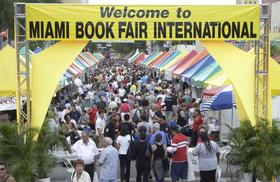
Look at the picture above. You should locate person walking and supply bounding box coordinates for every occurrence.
[98,137,119,182]
[134,132,151,182]
[70,159,91,182]
[72,131,99,181]
[190,108,203,147]
[116,125,131,182]
[192,127,220,182]
[168,125,188,182]
[152,134,167,182]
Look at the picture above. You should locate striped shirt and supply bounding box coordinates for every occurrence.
[171,134,188,163]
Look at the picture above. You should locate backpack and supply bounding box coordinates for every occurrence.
[127,136,137,160]
[132,109,141,124]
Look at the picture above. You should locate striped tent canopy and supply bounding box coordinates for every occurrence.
[201,85,236,111]
[172,50,208,75]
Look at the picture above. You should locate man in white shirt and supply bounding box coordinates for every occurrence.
[95,110,106,146]
[72,131,99,181]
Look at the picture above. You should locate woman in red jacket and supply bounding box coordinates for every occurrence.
[190,108,203,147]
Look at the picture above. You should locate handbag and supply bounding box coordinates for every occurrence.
[215,165,222,182]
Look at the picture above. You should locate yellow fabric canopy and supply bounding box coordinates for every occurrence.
[201,41,257,124]
[31,41,87,129]
[0,45,17,96]
[270,57,280,96]
[204,70,231,88]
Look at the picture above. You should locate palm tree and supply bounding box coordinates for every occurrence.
[0,123,39,182]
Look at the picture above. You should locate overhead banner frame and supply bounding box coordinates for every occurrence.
[14,3,269,130]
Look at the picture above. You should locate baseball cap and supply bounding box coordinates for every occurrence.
[153,123,160,130]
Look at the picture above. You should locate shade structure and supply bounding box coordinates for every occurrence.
[159,51,190,71]
[141,51,160,65]
[31,40,88,131]
[270,57,280,96]
[148,51,170,67]
[124,51,135,60]
[201,41,257,123]
[202,85,235,111]
[204,70,231,88]
[191,62,222,88]
[133,53,146,64]
[128,49,139,63]
[0,45,17,96]
[172,50,208,75]
[181,55,215,82]
[166,50,198,73]
[92,52,104,60]
[154,51,182,69]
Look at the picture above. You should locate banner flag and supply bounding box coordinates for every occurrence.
[26,4,260,41]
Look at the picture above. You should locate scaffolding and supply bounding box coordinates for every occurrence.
[254,5,270,120]
[14,3,31,129]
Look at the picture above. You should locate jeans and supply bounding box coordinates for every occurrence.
[119,154,131,182]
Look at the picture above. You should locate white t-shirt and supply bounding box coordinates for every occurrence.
[116,135,131,155]
[95,117,106,136]
[118,88,126,97]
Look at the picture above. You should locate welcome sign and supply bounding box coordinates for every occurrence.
[26,4,260,40]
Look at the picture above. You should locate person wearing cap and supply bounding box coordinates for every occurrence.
[0,161,16,182]
[169,125,188,182]
[149,123,167,146]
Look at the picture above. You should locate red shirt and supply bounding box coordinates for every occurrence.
[171,133,188,162]
[89,108,98,125]
[193,115,203,132]
[121,103,130,113]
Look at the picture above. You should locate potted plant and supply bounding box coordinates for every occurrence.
[0,112,65,182]
[250,119,280,182]
[227,120,257,182]
[0,123,38,182]
[35,111,65,182]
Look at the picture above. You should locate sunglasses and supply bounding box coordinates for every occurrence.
[0,168,5,170]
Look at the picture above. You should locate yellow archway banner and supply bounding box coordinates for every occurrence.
[31,41,87,129]
[0,45,17,96]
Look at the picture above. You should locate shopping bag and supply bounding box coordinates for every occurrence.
[93,171,99,182]
[216,165,222,182]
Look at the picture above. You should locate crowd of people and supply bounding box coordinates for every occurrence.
[47,58,220,182]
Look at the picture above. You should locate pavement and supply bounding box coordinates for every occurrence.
[49,159,241,182]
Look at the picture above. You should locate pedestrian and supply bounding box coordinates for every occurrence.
[0,161,16,182]
[192,127,220,182]
[190,108,203,147]
[134,132,151,182]
[70,159,91,182]
[168,125,188,182]
[116,125,131,182]
[72,131,99,181]
[152,134,167,182]
[98,137,119,182]
[95,109,106,146]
